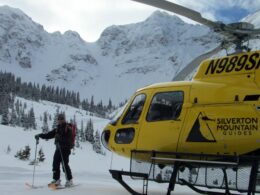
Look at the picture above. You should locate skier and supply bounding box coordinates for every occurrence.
[35,113,73,187]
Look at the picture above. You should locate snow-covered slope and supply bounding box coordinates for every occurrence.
[0,97,195,194]
[0,97,128,190]
[3,96,130,171]
[242,10,260,28]
[0,6,260,104]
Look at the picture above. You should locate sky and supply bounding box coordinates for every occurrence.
[0,0,259,42]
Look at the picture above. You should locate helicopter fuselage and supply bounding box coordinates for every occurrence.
[102,50,260,161]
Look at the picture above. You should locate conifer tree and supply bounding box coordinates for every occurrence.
[29,107,36,129]
[76,92,80,108]
[79,120,85,142]
[80,121,85,142]
[38,148,45,162]
[42,112,49,133]
[22,145,31,160]
[1,94,9,125]
[1,106,9,125]
[15,100,20,114]
[32,83,40,101]
[52,108,59,129]
[16,103,21,127]
[14,149,22,159]
[85,118,94,143]
[75,121,81,148]
[15,145,31,160]
[20,109,26,127]
[108,98,113,111]
[23,102,27,110]
[23,113,30,130]
[90,96,94,112]
[93,130,102,154]
[6,145,11,154]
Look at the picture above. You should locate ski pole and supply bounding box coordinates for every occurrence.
[57,143,69,181]
[32,138,39,188]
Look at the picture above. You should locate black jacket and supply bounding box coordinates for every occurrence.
[39,123,73,150]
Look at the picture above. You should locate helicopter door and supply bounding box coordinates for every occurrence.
[136,89,187,152]
[114,93,146,155]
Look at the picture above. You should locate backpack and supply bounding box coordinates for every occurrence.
[66,123,77,149]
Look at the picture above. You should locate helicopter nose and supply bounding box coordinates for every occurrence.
[101,130,111,151]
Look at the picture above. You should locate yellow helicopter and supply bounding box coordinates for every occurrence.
[101,0,260,194]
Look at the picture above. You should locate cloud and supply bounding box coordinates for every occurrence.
[173,0,260,22]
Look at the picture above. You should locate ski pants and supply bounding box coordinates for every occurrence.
[52,147,72,181]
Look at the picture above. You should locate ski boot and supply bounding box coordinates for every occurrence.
[48,179,61,189]
[65,179,73,187]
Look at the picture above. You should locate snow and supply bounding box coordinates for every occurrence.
[0,98,195,194]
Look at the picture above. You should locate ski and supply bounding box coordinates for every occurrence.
[48,183,58,189]
[48,183,79,190]
[25,182,44,189]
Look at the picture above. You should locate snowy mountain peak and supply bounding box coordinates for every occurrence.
[63,30,84,43]
[145,10,184,25]
[98,25,125,43]
[98,10,218,58]
[0,5,99,89]
[0,5,28,20]
[0,6,48,69]
[0,5,44,32]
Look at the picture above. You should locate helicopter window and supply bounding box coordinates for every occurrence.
[146,91,184,122]
[109,102,128,126]
[122,94,146,124]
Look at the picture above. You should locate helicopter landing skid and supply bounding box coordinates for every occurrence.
[109,150,260,195]
[109,170,148,195]
[179,178,239,195]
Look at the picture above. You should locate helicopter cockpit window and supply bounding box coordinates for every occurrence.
[122,94,146,124]
[146,91,184,122]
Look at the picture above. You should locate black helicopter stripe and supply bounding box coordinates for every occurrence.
[243,95,260,101]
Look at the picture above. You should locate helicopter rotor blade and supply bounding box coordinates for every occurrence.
[172,42,231,81]
[224,26,260,36]
[132,0,221,29]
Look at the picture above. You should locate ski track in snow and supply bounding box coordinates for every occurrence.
[0,166,195,195]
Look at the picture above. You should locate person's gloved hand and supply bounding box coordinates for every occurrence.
[35,134,41,140]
